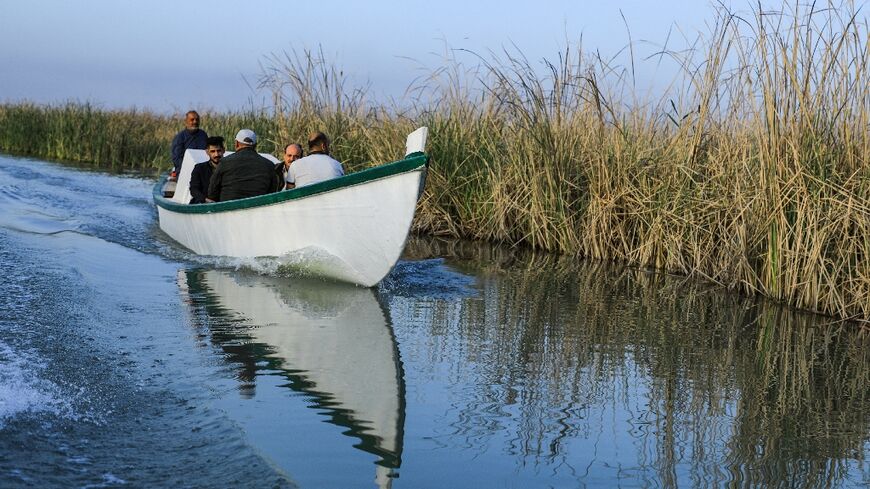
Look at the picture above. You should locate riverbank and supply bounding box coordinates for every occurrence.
[0,4,867,323]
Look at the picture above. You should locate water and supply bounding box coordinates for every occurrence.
[0,154,867,488]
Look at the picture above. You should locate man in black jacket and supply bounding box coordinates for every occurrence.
[207,129,278,202]
[189,136,225,204]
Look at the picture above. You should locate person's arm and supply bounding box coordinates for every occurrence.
[273,165,284,193]
[207,166,222,202]
[196,130,209,149]
[285,165,296,189]
[189,166,206,204]
[170,132,183,171]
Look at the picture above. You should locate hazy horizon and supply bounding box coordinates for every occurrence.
[1,1,849,114]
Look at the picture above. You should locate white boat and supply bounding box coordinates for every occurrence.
[154,128,429,287]
[177,269,405,488]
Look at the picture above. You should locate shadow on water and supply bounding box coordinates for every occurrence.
[177,269,405,488]
[394,237,869,487]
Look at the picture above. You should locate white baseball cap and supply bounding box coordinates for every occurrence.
[234,129,257,145]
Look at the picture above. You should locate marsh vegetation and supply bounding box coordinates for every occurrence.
[0,2,866,322]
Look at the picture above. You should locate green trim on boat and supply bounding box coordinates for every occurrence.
[153,153,428,214]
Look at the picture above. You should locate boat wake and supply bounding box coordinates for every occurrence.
[0,184,82,236]
[166,251,479,297]
[0,341,83,429]
[379,258,477,299]
[0,156,159,255]
[163,247,365,284]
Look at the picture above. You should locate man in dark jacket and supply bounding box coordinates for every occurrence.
[207,129,278,202]
[170,110,208,178]
[189,136,224,204]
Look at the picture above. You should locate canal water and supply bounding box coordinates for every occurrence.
[0,153,867,488]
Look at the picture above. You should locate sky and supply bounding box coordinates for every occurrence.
[0,1,804,114]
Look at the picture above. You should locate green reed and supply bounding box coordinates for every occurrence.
[0,102,281,173]
[0,2,866,322]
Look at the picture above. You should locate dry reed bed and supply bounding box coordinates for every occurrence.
[0,3,866,322]
[407,2,869,323]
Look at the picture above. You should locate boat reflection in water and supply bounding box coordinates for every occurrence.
[178,269,404,488]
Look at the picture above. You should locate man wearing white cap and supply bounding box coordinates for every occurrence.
[207,129,279,202]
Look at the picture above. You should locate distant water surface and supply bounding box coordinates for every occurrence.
[0,154,867,488]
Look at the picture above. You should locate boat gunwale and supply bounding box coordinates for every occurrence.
[153,152,428,214]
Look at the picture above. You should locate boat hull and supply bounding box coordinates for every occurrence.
[155,156,427,287]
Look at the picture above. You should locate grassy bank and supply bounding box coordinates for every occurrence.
[0,3,867,323]
[0,103,286,173]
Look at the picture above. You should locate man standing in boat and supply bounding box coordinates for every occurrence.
[276,143,303,190]
[206,129,278,202]
[189,136,224,204]
[170,110,208,180]
[284,132,344,189]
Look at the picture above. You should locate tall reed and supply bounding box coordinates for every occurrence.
[0,2,866,322]
[398,1,868,323]
[399,2,868,322]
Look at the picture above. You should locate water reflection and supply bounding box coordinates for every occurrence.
[178,269,404,488]
[394,238,870,487]
[173,237,868,488]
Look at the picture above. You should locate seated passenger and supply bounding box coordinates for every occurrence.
[206,129,278,202]
[285,132,344,189]
[170,110,208,179]
[276,143,303,191]
[189,136,225,204]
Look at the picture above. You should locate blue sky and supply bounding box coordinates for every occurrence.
[0,1,787,113]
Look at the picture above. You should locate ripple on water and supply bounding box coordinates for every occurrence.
[380,258,477,299]
[0,341,81,428]
[79,472,128,489]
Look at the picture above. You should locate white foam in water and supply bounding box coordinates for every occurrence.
[158,247,285,276]
[0,341,76,428]
[82,473,128,488]
[183,248,346,280]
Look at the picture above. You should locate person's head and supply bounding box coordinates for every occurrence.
[307,131,330,154]
[283,143,303,167]
[234,129,257,150]
[184,110,200,132]
[206,136,225,165]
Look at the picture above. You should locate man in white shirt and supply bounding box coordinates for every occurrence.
[285,131,344,189]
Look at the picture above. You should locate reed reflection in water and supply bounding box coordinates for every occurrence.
[386,238,869,487]
[175,236,867,488]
